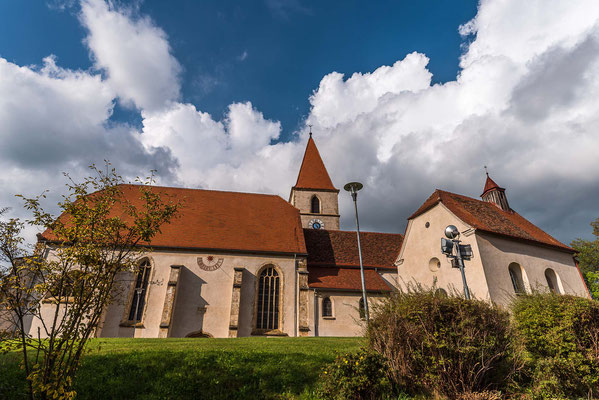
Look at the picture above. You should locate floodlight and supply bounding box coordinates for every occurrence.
[444,225,460,239]
[441,238,454,256]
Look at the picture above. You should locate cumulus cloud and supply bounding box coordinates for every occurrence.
[2,0,599,245]
[79,0,182,111]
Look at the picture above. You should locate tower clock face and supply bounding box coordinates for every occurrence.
[309,219,324,230]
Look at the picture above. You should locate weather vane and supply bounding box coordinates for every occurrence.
[484,165,488,176]
[308,124,313,137]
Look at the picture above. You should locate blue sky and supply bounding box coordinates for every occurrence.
[0,0,598,244]
[0,0,478,137]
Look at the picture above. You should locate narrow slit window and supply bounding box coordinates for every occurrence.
[257,266,280,330]
[322,297,333,317]
[128,259,151,322]
[359,297,365,319]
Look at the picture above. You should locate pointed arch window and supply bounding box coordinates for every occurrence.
[128,259,151,322]
[257,266,280,330]
[322,296,333,317]
[311,196,321,214]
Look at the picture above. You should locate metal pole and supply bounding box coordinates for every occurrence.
[351,190,369,321]
[453,240,471,300]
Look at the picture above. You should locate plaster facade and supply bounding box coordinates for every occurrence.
[290,188,340,230]
[396,203,491,300]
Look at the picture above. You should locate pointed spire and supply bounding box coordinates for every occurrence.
[481,168,510,211]
[482,174,502,196]
[293,135,337,191]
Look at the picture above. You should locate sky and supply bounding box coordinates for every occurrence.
[0,0,598,245]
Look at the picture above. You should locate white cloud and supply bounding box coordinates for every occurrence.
[2,0,599,245]
[79,0,181,111]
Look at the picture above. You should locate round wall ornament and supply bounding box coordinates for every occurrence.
[197,256,224,271]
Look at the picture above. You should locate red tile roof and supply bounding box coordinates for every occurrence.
[303,229,403,269]
[308,266,393,292]
[41,184,307,255]
[293,136,337,191]
[409,190,573,252]
[481,174,504,196]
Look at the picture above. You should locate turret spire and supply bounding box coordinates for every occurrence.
[481,169,511,212]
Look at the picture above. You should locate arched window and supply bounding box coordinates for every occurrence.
[508,263,526,295]
[358,297,366,320]
[322,296,333,317]
[545,268,561,294]
[257,266,280,330]
[311,196,320,214]
[128,259,151,322]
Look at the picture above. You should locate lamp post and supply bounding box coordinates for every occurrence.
[441,225,472,299]
[343,181,369,322]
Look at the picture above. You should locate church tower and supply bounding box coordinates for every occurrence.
[481,172,511,212]
[289,134,340,230]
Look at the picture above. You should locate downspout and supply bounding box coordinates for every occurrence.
[293,253,297,337]
[313,289,318,337]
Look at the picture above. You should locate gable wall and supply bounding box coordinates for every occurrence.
[397,204,491,299]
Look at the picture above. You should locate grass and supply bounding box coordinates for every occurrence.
[0,337,364,400]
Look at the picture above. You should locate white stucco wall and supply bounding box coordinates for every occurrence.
[97,249,299,338]
[476,232,590,306]
[396,204,491,300]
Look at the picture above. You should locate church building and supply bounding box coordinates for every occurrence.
[27,135,590,338]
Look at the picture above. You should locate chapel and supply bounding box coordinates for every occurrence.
[24,135,591,338]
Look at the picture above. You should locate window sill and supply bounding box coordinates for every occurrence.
[119,321,145,328]
[251,329,288,337]
[322,316,336,320]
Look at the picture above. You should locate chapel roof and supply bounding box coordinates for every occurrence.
[408,189,573,253]
[41,184,307,255]
[308,266,393,292]
[293,136,337,191]
[303,229,403,269]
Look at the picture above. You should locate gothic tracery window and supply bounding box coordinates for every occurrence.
[128,259,151,322]
[257,266,280,330]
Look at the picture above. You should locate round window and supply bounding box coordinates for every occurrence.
[428,257,441,272]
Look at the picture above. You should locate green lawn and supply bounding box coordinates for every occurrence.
[0,337,364,400]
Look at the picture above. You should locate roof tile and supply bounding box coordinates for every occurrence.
[42,184,307,254]
[293,137,337,191]
[308,266,392,292]
[409,189,573,252]
[303,229,403,268]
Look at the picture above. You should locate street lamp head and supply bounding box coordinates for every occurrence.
[343,182,363,194]
[445,225,460,239]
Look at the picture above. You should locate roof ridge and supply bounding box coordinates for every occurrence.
[303,228,403,236]
[117,183,281,198]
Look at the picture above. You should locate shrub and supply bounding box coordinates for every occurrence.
[367,288,515,399]
[511,293,599,398]
[315,348,393,400]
